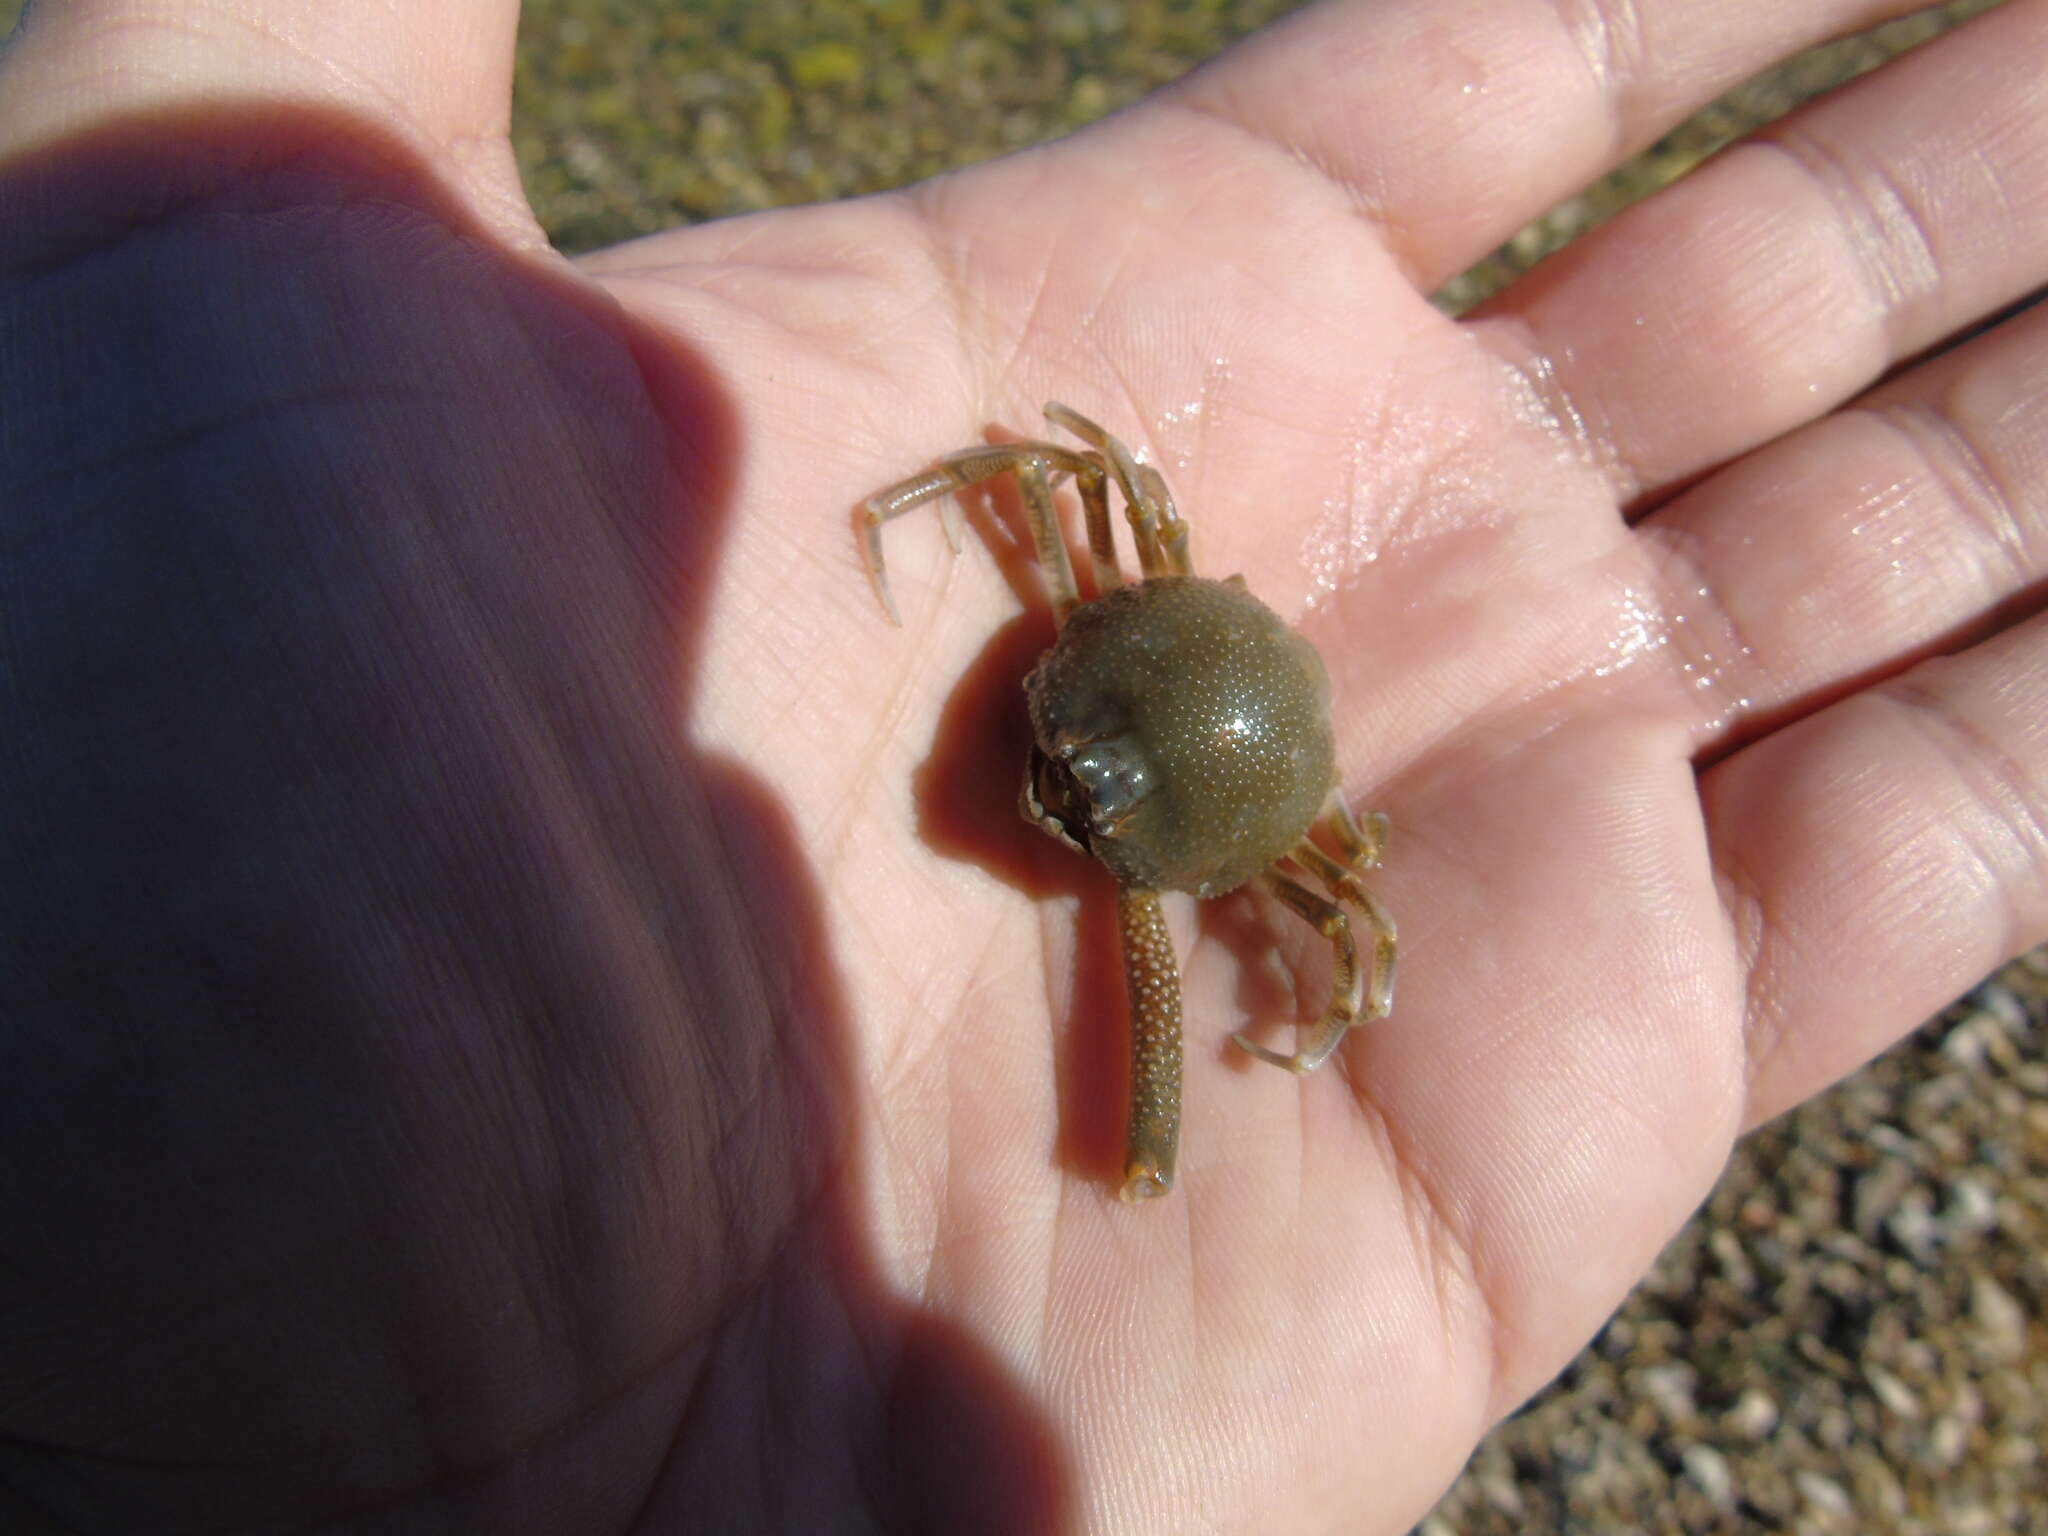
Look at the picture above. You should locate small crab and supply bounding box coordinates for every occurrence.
[860,404,1396,1201]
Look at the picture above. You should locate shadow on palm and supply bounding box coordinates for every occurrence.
[0,104,1072,1534]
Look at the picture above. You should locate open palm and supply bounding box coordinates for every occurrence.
[3,1,2043,1532]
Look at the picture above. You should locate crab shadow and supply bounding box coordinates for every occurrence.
[910,607,1133,1184]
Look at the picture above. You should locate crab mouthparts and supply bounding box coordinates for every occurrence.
[1028,734,1156,852]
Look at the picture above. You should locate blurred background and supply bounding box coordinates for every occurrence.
[6,1,2039,1530]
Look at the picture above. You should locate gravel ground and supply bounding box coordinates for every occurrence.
[8,2,2036,1530]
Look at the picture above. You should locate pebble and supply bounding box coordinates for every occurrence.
[1968,1274,2028,1363]
[1796,1469,1853,1518]
[1630,1363,1698,1425]
[1944,1175,1999,1236]
[1968,980,2029,1033]
[1681,1444,1736,1510]
[1709,1226,1757,1292]
[1724,1387,1780,1440]
[1862,1361,1921,1419]
[1927,1414,1970,1467]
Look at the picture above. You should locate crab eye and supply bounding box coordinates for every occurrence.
[1064,737,1155,837]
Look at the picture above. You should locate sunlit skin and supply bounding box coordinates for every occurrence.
[3,2,2045,1532]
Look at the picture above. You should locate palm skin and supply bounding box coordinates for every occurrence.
[3,2,2045,1533]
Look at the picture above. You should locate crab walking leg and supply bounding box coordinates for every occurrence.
[1072,453,1122,596]
[1291,837,1398,1021]
[1117,886,1185,1202]
[1232,870,1365,1075]
[1013,458,1081,624]
[1325,794,1390,871]
[1314,796,1397,1017]
[858,441,1101,624]
[861,468,951,622]
[1043,402,1185,579]
[1139,465,1192,576]
[1107,442,1168,577]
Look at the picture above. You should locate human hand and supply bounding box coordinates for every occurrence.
[3,1,2042,1532]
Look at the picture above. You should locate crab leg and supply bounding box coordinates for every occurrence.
[1231,799,1397,1073]
[1318,797,1397,1018]
[1073,453,1121,595]
[1326,796,1389,870]
[1043,402,1189,579]
[1117,886,1184,1202]
[858,441,1101,624]
[1013,458,1081,624]
[1139,464,1192,576]
[1289,840,1397,1023]
[1232,871,1364,1075]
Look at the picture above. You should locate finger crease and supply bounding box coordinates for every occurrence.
[1755,127,1942,354]
[1641,522,1773,726]
[1542,0,1649,158]
[1879,676,2048,956]
[1864,398,2039,592]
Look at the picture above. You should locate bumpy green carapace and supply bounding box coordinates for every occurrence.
[1023,574,1335,899]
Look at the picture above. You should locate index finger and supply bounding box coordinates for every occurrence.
[1165,0,1954,289]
